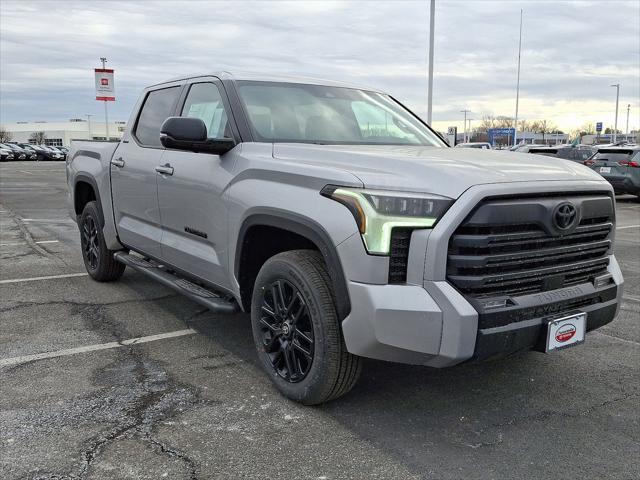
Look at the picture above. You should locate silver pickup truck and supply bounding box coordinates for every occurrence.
[67,72,623,404]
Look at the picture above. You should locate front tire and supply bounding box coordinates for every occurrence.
[79,201,125,282]
[251,250,361,405]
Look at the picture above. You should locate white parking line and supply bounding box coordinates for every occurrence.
[0,272,87,284]
[0,240,59,247]
[616,224,640,230]
[0,329,197,367]
[21,218,73,223]
[623,294,640,303]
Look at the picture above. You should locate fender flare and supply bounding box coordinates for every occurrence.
[74,174,105,227]
[235,209,351,320]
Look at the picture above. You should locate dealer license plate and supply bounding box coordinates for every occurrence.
[599,166,611,174]
[545,312,586,352]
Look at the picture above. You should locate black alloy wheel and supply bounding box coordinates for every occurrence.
[79,201,125,282]
[259,279,314,383]
[82,215,100,270]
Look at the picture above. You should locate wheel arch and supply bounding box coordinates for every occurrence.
[74,174,104,227]
[235,210,351,320]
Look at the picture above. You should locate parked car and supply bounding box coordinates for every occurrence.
[455,142,492,149]
[528,145,596,163]
[48,146,67,160]
[584,146,640,196]
[512,144,547,153]
[0,143,28,160]
[24,144,63,161]
[0,147,15,161]
[16,143,43,160]
[67,72,622,404]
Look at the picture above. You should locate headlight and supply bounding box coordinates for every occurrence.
[321,186,452,255]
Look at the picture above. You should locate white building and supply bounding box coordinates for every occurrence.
[1,119,126,146]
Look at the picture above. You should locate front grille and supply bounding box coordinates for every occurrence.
[388,228,412,283]
[447,194,613,298]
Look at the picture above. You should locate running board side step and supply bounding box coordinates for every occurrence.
[114,252,238,314]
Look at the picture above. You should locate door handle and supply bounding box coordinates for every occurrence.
[155,164,174,176]
[111,157,125,168]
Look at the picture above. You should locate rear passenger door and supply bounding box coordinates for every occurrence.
[111,85,181,258]
[157,80,238,289]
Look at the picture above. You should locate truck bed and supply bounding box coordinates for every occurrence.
[69,140,119,162]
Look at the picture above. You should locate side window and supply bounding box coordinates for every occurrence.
[134,87,180,147]
[181,83,230,139]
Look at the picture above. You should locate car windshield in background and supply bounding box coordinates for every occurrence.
[236,81,445,146]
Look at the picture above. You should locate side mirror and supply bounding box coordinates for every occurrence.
[160,117,236,155]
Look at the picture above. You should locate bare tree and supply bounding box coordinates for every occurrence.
[0,127,13,143]
[517,119,530,132]
[530,120,557,141]
[495,116,515,128]
[29,131,46,145]
[479,115,496,132]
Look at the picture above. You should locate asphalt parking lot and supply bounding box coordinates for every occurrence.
[1,161,638,480]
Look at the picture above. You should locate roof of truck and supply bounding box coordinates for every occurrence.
[150,71,384,93]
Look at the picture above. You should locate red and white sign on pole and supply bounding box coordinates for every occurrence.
[95,69,115,101]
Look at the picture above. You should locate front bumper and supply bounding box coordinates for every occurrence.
[339,180,624,367]
[341,256,622,367]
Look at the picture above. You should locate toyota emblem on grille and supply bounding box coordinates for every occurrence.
[553,202,578,230]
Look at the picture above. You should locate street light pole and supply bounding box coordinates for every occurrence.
[427,0,435,125]
[460,109,470,143]
[610,83,620,143]
[626,104,631,136]
[101,57,110,141]
[86,114,93,140]
[467,119,474,141]
[513,9,523,146]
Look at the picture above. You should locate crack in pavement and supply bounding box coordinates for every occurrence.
[0,203,54,258]
[490,392,638,430]
[75,347,202,480]
[0,295,179,315]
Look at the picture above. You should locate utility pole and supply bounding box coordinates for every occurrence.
[626,104,631,136]
[427,0,435,124]
[86,114,93,140]
[467,118,474,141]
[513,9,523,146]
[101,57,110,141]
[610,83,620,143]
[460,109,470,143]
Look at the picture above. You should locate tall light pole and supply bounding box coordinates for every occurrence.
[460,109,470,142]
[86,114,93,139]
[101,57,110,141]
[626,104,631,136]
[467,118,474,141]
[610,83,620,143]
[427,0,435,125]
[513,9,523,146]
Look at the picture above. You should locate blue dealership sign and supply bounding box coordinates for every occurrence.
[488,128,516,145]
[596,122,603,132]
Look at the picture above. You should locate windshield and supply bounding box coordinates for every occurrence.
[236,81,445,146]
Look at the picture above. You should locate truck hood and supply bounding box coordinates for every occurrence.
[273,144,605,198]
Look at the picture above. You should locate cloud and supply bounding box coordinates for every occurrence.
[1,0,638,133]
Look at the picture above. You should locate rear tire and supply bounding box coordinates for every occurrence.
[79,201,125,282]
[251,250,361,405]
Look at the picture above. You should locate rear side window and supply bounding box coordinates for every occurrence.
[134,87,180,147]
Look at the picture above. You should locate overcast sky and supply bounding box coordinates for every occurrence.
[1,0,638,133]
